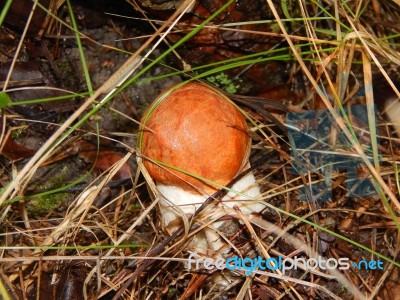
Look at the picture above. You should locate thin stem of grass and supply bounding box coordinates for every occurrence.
[65,0,93,95]
[0,0,12,27]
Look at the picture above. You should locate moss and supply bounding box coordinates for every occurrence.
[27,166,71,214]
[34,192,69,211]
[10,126,25,139]
[206,72,241,94]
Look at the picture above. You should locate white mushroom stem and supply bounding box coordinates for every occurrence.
[157,169,264,254]
[384,97,400,137]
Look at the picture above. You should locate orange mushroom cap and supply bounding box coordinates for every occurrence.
[139,82,250,194]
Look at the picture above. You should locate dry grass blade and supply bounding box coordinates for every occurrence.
[1,0,400,299]
[8,152,132,283]
[0,0,196,205]
[265,0,400,214]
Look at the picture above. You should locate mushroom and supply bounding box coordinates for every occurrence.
[138,82,265,254]
[384,97,400,137]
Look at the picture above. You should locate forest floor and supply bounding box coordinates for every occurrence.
[1,0,400,299]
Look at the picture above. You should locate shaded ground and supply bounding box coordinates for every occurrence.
[1,0,400,299]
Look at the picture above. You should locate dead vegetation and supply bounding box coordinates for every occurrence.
[0,0,400,299]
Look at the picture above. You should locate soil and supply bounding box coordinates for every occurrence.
[1,0,400,299]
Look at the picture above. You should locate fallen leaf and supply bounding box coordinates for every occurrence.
[0,135,35,160]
